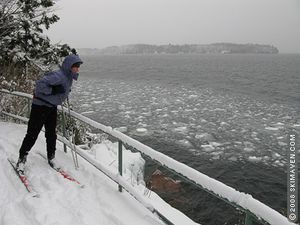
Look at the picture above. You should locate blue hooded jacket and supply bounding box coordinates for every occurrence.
[33,54,83,107]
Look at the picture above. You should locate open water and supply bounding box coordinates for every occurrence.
[71,54,300,225]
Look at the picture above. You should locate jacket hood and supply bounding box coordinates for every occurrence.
[61,54,83,80]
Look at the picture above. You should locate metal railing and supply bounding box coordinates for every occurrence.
[0,89,296,225]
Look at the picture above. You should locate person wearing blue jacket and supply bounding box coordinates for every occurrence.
[16,53,83,173]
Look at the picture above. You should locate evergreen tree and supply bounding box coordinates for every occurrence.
[0,0,71,65]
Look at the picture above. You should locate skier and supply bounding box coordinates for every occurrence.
[16,53,83,173]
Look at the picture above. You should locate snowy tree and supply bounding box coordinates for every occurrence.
[0,0,73,94]
[0,0,70,64]
[0,0,74,116]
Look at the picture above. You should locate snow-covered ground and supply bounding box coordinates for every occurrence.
[0,121,198,225]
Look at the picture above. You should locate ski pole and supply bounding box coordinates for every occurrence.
[60,97,79,169]
[66,97,79,169]
[61,105,67,153]
[69,134,79,169]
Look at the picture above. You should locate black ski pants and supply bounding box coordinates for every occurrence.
[19,104,57,160]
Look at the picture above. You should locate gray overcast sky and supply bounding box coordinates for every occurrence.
[46,0,300,53]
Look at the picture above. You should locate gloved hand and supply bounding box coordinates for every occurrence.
[51,85,65,95]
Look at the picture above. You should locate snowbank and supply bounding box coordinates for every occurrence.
[0,121,198,225]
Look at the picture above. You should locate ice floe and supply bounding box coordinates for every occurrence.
[71,78,299,167]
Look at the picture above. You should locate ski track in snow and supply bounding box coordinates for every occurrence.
[71,79,299,167]
[0,122,197,225]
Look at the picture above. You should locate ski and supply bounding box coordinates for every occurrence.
[7,158,39,197]
[37,153,84,188]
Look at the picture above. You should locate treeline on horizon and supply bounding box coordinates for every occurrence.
[80,43,279,55]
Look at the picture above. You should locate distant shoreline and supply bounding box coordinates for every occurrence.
[78,43,279,55]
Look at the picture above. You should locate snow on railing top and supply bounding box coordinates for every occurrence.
[1,89,33,99]
[0,89,296,225]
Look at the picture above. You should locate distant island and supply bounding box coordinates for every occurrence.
[79,43,279,55]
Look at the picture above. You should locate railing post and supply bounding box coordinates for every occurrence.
[118,140,123,192]
[61,110,67,153]
[245,211,253,225]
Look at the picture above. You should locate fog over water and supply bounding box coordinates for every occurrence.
[47,0,300,53]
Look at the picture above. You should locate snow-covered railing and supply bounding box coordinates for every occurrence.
[0,89,296,225]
